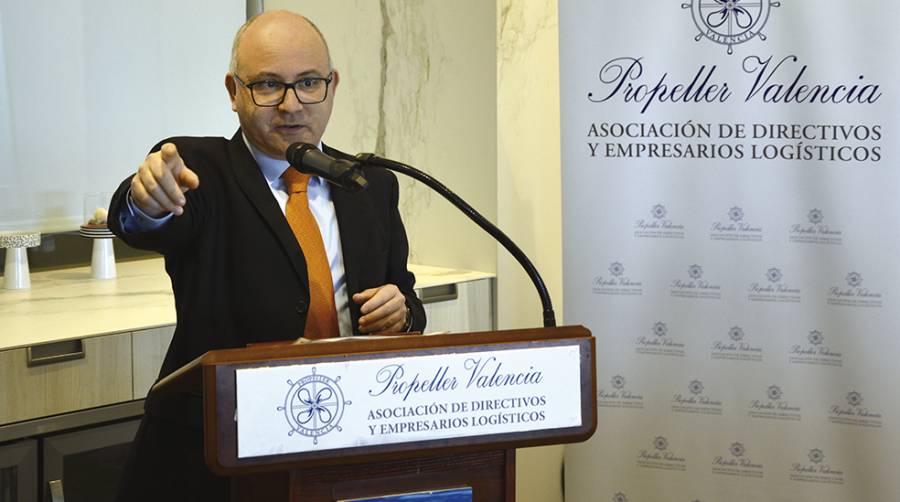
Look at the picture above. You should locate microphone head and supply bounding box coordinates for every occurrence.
[286,142,318,165]
[285,142,370,192]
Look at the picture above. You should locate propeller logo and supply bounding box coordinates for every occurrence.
[682,0,781,54]
[278,367,351,445]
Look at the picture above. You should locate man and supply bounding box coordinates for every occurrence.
[109,11,425,500]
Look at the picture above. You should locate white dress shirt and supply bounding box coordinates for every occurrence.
[121,137,353,337]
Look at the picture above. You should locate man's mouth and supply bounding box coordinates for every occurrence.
[275,124,304,133]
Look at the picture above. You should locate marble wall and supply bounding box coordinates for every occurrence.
[266,0,498,274]
[497,2,565,502]
[496,1,563,328]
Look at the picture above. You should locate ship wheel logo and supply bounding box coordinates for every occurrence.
[682,0,781,54]
[277,367,351,445]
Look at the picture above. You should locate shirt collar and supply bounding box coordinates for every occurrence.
[242,133,325,189]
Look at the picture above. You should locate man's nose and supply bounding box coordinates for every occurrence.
[278,86,305,112]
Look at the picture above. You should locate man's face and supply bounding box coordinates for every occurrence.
[226,16,338,159]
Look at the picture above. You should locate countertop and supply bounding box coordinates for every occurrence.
[0,258,493,351]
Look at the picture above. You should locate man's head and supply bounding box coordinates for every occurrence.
[225,11,339,159]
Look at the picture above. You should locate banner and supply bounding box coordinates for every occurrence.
[561,1,900,501]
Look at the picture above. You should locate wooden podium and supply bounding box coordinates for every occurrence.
[153,326,596,501]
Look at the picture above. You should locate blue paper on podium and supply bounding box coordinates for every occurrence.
[342,487,472,501]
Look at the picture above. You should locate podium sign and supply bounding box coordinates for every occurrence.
[150,325,596,489]
[235,343,582,458]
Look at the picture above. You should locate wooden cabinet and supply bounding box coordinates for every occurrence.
[0,258,494,500]
[0,277,492,427]
[0,439,37,502]
[42,419,140,501]
[0,333,132,426]
[0,277,494,501]
[131,325,175,399]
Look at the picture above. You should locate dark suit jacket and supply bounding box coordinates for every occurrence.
[109,130,425,500]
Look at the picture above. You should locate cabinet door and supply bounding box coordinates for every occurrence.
[131,326,175,399]
[0,439,37,502]
[419,278,494,334]
[42,419,139,502]
[0,334,132,425]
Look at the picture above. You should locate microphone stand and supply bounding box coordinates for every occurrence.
[355,153,557,328]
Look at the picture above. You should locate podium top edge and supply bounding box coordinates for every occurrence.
[198,325,592,367]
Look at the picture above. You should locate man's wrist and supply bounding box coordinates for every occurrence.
[122,188,173,232]
[401,304,413,332]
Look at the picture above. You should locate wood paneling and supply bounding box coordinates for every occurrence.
[0,333,132,425]
[132,325,175,398]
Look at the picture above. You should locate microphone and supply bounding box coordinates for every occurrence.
[285,143,369,192]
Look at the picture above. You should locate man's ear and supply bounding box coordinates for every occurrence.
[331,69,340,97]
[225,74,238,112]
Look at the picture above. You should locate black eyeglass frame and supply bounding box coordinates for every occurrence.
[232,72,334,107]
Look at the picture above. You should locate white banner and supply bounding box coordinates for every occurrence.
[235,345,581,458]
[561,1,900,501]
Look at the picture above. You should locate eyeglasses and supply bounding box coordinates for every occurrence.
[233,72,334,107]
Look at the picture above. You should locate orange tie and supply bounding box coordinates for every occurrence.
[282,169,339,339]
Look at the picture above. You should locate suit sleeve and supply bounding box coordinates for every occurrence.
[108,139,215,256]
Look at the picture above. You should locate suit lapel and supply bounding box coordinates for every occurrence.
[227,131,309,289]
[326,144,376,315]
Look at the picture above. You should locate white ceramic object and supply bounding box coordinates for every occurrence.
[0,232,41,290]
[91,238,117,280]
[4,247,31,289]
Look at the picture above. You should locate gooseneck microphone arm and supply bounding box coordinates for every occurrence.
[356,153,557,328]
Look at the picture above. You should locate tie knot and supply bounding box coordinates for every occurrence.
[281,168,311,194]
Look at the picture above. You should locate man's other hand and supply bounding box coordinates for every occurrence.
[131,143,200,217]
[353,284,409,334]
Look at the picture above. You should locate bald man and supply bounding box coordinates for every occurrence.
[109,11,425,500]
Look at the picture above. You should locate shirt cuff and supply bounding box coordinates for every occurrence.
[120,189,173,233]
